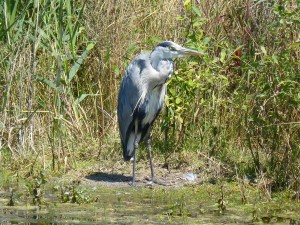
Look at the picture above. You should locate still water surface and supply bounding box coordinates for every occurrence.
[0,183,299,224]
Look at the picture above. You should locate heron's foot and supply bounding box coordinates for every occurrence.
[129,176,137,186]
[128,181,136,187]
[153,177,166,186]
[146,177,167,186]
[129,180,136,187]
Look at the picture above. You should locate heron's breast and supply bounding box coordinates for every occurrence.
[141,85,165,126]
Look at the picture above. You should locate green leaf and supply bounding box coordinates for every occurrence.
[175,16,185,21]
[73,94,86,105]
[66,0,73,34]
[177,115,183,124]
[169,88,176,96]
[74,94,99,105]
[202,37,211,45]
[32,74,59,90]
[212,57,219,63]
[290,41,300,49]
[292,19,300,24]
[175,97,182,104]
[70,1,86,56]
[192,6,202,17]
[293,123,300,128]
[74,94,89,105]
[187,79,194,87]
[127,42,137,54]
[193,21,202,27]
[150,36,163,43]
[86,43,95,51]
[184,0,191,6]
[169,107,174,117]
[11,0,19,23]
[220,49,226,63]
[218,75,228,80]
[260,46,267,55]
[68,43,95,83]
[272,54,279,64]
[112,66,120,76]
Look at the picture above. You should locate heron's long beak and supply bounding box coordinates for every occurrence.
[179,47,203,56]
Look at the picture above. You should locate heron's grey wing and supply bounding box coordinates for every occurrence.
[117,54,149,155]
[117,73,139,144]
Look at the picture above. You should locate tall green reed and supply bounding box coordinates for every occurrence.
[0,0,93,172]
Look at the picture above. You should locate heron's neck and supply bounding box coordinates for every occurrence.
[150,51,173,74]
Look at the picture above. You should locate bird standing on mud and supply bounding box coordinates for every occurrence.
[117,41,202,185]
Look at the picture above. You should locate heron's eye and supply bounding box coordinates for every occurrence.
[169,47,176,51]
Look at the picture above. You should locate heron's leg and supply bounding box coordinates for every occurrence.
[131,120,139,186]
[146,137,155,182]
[132,139,138,185]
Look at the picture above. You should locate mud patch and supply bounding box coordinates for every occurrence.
[79,160,205,188]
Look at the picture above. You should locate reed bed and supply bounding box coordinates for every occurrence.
[1,0,299,192]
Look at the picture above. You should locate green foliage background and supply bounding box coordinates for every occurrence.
[0,0,299,191]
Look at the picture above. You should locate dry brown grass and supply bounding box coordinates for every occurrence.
[1,0,299,191]
[83,0,185,134]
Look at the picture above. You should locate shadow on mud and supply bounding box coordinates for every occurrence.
[85,172,131,183]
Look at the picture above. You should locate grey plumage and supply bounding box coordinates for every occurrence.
[117,41,202,184]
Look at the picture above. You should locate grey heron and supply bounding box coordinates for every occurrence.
[117,41,202,185]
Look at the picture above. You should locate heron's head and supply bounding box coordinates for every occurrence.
[151,41,202,60]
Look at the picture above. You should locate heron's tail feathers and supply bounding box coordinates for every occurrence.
[123,152,133,161]
[122,134,135,161]
[122,142,134,161]
[122,132,141,161]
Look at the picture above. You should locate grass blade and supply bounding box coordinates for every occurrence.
[68,43,95,83]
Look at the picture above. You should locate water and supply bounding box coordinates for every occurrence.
[1,182,300,224]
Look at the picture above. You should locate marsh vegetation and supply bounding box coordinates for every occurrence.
[0,0,300,223]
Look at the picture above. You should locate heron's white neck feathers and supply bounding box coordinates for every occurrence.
[150,49,174,70]
[149,53,173,83]
[134,61,170,113]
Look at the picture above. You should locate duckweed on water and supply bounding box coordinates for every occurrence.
[1,176,300,224]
